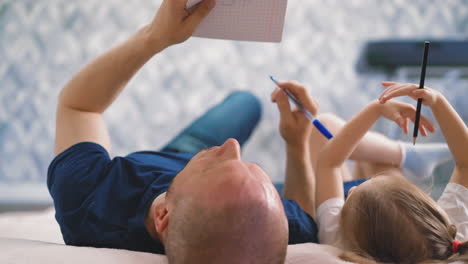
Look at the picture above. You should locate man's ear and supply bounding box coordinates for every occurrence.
[154,203,170,234]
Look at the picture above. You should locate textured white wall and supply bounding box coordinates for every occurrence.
[0,0,467,202]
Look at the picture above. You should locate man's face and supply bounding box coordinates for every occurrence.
[167,138,282,209]
[163,139,289,263]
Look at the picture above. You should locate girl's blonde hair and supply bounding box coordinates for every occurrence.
[338,173,468,264]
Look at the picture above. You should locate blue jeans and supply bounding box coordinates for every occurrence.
[161,91,262,154]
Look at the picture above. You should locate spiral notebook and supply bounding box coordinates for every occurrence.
[186,0,288,42]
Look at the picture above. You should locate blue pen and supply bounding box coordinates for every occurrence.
[270,76,333,139]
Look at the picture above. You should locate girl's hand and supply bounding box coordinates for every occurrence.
[377,100,436,136]
[271,81,319,147]
[379,82,442,107]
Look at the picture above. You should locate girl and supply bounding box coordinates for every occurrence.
[315,82,468,263]
[272,81,466,263]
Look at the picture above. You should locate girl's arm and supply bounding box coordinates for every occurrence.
[433,97,468,186]
[315,99,435,209]
[380,82,468,187]
[315,101,380,208]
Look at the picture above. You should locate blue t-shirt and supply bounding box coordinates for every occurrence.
[47,142,318,254]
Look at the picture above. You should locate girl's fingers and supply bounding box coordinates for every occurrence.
[407,112,435,136]
[393,114,408,134]
[380,84,418,103]
[412,89,429,101]
[420,114,436,133]
[382,81,397,87]
[379,83,405,101]
[412,89,425,97]
[420,125,428,137]
[405,118,410,135]
[397,116,432,136]
[380,83,424,103]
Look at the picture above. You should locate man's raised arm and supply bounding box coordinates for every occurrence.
[55,0,215,155]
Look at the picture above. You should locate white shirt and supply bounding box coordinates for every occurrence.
[316,183,468,245]
[438,183,468,241]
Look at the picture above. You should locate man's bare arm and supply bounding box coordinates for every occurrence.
[271,82,318,218]
[55,27,157,155]
[55,0,215,155]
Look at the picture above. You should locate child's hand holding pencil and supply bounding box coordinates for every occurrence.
[378,82,440,135]
[379,82,442,108]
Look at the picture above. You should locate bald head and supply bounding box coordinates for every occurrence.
[162,139,288,263]
[165,188,288,264]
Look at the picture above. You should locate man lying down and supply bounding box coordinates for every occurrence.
[48,1,314,263]
[48,0,453,263]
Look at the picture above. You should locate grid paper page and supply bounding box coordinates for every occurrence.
[186,0,288,42]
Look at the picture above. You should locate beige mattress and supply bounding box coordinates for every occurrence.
[0,208,351,264]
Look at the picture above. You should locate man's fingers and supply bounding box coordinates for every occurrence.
[277,81,318,116]
[168,0,190,17]
[273,89,293,122]
[184,0,215,31]
[271,87,281,102]
[175,0,195,10]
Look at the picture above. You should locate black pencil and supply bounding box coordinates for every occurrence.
[413,41,430,145]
